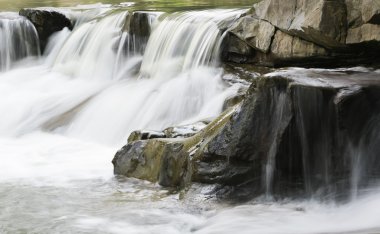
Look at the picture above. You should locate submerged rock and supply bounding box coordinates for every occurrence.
[113,68,380,200]
[19,9,72,51]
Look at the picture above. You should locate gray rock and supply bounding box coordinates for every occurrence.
[253,0,347,49]
[346,24,380,44]
[222,33,254,63]
[229,15,275,53]
[270,30,328,59]
[346,0,380,27]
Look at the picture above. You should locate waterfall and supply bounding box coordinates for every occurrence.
[0,12,40,71]
[140,9,241,78]
[2,4,380,234]
[0,9,243,146]
[52,11,130,80]
[64,9,243,145]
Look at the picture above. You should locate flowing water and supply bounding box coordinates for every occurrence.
[1,2,380,234]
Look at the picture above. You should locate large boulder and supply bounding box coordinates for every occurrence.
[113,68,380,200]
[223,0,380,67]
[19,9,72,51]
[253,0,347,49]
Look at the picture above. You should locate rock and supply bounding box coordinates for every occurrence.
[222,0,380,67]
[163,121,208,139]
[346,0,363,28]
[346,24,380,44]
[221,33,254,63]
[114,68,380,200]
[127,121,209,144]
[196,68,380,199]
[121,11,160,54]
[128,130,166,143]
[222,88,247,111]
[113,106,237,188]
[346,0,380,27]
[229,15,275,53]
[270,30,328,60]
[113,139,190,188]
[253,0,347,49]
[19,9,72,52]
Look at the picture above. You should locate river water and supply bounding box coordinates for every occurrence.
[1,2,380,234]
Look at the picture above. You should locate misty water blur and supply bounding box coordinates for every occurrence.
[0,2,380,234]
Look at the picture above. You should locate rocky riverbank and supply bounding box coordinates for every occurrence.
[222,0,380,67]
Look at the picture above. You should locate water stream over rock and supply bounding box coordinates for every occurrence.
[0,2,380,233]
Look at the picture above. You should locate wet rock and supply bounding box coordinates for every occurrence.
[114,68,380,200]
[113,139,190,188]
[128,130,166,143]
[113,106,237,188]
[19,9,72,52]
[222,88,247,111]
[121,11,160,54]
[163,122,208,139]
[199,69,380,199]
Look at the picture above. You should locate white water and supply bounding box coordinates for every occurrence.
[1,6,380,234]
[0,12,39,71]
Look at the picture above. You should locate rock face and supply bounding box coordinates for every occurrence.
[228,16,275,53]
[254,0,347,48]
[222,0,380,67]
[269,30,328,62]
[113,68,380,200]
[19,9,72,52]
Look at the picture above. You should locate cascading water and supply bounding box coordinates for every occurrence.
[62,9,243,145]
[0,12,39,71]
[1,3,380,234]
[140,10,240,78]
